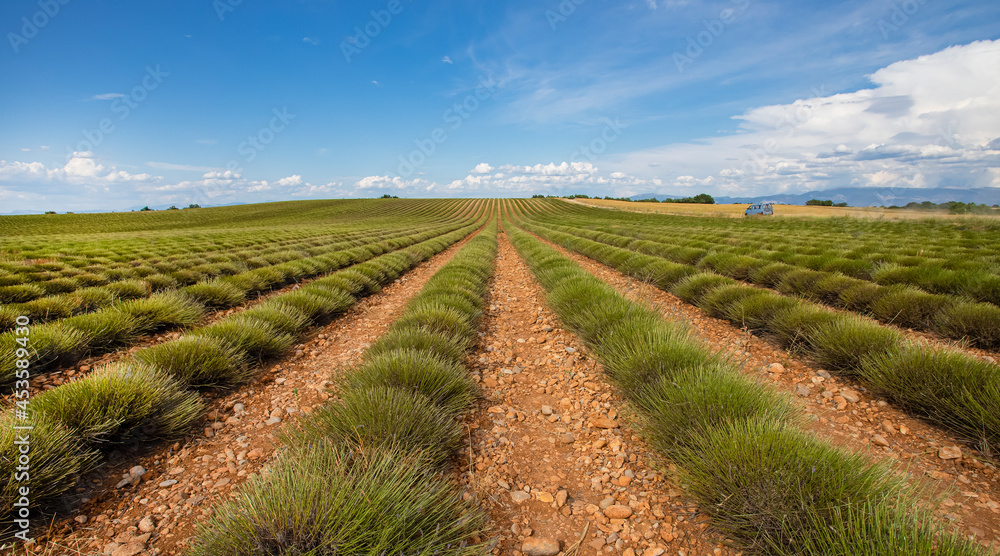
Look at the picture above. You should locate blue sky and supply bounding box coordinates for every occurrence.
[1,0,999,212]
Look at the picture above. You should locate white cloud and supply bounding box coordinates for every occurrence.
[442,56,453,64]
[0,152,156,185]
[92,93,124,100]
[303,37,320,46]
[276,175,303,187]
[142,170,354,204]
[355,175,433,191]
[359,161,660,197]
[612,39,1000,196]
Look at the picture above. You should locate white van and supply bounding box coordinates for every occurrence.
[744,203,773,216]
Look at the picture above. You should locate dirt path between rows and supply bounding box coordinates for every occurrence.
[459,234,736,556]
[523,227,1000,553]
[34,228,484,556]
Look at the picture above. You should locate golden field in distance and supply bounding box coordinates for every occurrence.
[568,198,998,220]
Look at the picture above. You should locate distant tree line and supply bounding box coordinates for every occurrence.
[886,201,1000,215]
[134,204,201,212]
[806,199,848,207]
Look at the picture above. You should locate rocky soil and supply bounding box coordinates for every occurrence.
[529,230,1000,553]
[458,234,738,556]
[20,226,1000,556]
[26,232,479,556]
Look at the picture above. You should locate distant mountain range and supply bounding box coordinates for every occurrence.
[631,187,1000,207]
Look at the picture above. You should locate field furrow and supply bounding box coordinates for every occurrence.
[24,213,494,555]
[0,208,488,541]
[520,216,1000,349]
[1,216,484,391]
[4,198,999,556]
[462,231,736,556]
[503,210,990,555]
[512,209,1000,454]
[519,217,1000,550]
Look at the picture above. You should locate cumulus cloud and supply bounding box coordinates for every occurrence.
[0,152,156,185]
[614,39,1000,196]
[351,161,660,197]
[142,171,354,205]
[356,175,434,191]
[276,175,303,187]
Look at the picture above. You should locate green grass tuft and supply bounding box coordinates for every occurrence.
[290,386,462,467]
[768,304,838,348]
[861,346,1000,453]
[190,442,486,556]
[805,316,904,374]
[777,497,984,556]
[723,291,799,331]
[365,327,468,363]
[0,284,45,304]
[31,363,204,445]
[699,284,765,319]
[192,316,295,360]
[671,273,736,305]
[63,309,140,348]
[104,279,151,301]
[1,411,99,537]
[37,277,78,294]
[838,281,884,312]
[393,303,477,347]
[637,366,795,457]
[345,349,477,416]
[678,418,910,554]
[181,280,246,309]
[869,285,953,329]
[276,288,353,322]
[117,291,205,333]
[240,302,312,336]
[136,335,251,388]
[144,273,179,292]
[935,301,1000,349]
[811,273,861,306]
[19,295,78,321]
[71,286,115,312]
[592,316,720,394]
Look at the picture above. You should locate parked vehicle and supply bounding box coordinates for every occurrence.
[744,203,773,216]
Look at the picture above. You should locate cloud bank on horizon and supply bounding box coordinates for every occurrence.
[613,39,1000,199]
[1,1,998,212]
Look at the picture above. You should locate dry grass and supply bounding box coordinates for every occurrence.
[569,198,996,220]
